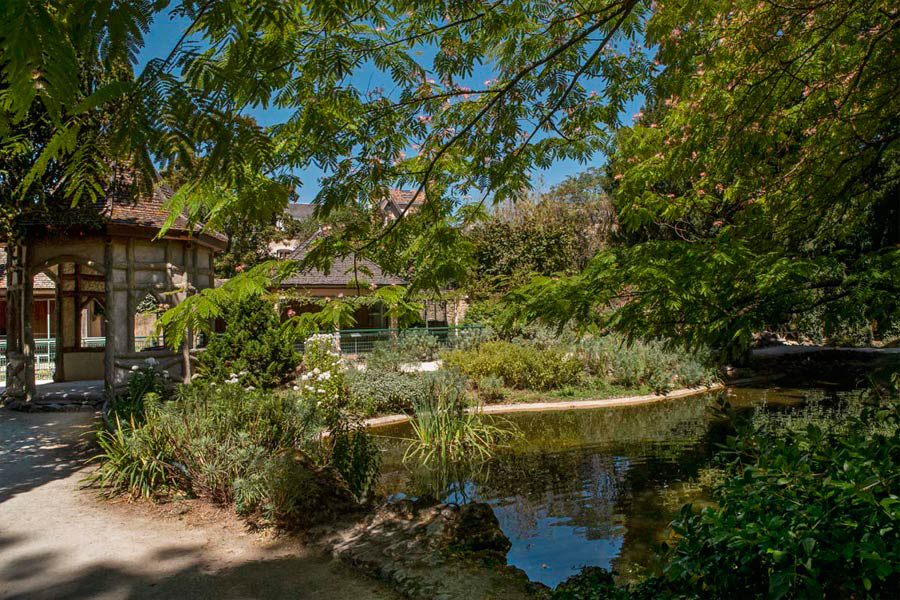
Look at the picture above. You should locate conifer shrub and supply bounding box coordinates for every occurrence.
[197,295,300,389]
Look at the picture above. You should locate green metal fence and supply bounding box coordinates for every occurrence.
[0,336,159,372]
[332,326,484,355]
[0,327,482,375]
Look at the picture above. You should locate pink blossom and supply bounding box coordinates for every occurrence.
[287,308,297,318]
[614,173,624,181]
[235,264,245,273]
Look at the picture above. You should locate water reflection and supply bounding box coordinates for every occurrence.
[374,387,852,587]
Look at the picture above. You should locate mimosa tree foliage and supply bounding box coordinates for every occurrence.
[504,0,900,355]
[3,1,898,353]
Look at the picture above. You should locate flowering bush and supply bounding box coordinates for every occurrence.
[300,334,348,429]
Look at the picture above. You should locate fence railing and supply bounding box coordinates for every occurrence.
[0,336,158,373]
[332,326,484,355]
[0,327,484,374]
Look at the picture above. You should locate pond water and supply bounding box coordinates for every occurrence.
[373,386,858,587]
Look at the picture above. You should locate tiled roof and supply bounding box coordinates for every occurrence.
[284,203,316,220]
[280,231,406,288]
[16,169,226,247]
[383,189,424,216]
[0,247,55,290]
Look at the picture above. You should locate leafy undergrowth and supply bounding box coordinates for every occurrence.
[551,376,900,600]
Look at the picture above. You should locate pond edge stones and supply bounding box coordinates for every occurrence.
[316,499,547,599]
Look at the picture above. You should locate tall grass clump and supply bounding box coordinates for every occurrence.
[404,370,515,466]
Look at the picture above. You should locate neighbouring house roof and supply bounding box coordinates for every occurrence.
[380,189,424,219]
[280,231,406,289]
[284,203,316,220]
[0,247,56,291]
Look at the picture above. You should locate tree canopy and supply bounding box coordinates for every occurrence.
[2,0,898,354]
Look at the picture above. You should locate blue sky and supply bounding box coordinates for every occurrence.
[138,11,644,204]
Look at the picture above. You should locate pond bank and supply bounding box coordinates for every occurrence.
[363,377,783,429]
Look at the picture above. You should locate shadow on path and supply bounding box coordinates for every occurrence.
[0,410,96,504]
[0,534,397,600]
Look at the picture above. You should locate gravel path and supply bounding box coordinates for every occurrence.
[0,409,399,600]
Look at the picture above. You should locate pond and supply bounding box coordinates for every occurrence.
[372,385,861,587]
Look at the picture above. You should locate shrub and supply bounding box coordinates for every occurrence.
[551,379,900,600]
[347,369,429,416]
[112,359,168,423]
[443,341,581,391]
[87,414,170,499]
[89,380,380,527]
[365,329,442,372]
[575,334,717,393]
[656,388,900,599]
[365,340,406,372]
[395,329,441,361]
[197,295,300,389]
[476,375,506,403]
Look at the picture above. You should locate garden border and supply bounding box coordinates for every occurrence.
[363,375,783,429]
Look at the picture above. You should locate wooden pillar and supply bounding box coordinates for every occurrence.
[54,285,64,381]
[126,238,135,353]
[73,263,82,348]
[4,246,19,390]
[21,245,36,402]
[181,242,193,384]
[103,239,115,399]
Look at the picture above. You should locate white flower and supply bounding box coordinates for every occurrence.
[131,365,140,371]
[144,357,158,366]
[312,367,321,375]
[317,388,325,394]
[190,373,201,381]
[320,371,331,380]
[292,385,299,391]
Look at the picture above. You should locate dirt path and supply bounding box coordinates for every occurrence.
[0,409,400,600]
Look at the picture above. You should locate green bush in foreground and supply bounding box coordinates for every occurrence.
[553,379,900,600]
[443,341,581,391]
[89,380,379,528]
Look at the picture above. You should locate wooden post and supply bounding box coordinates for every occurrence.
[4,246,19,392]
[21,244,36,402]
[182,242,193,384]
[126,238,135,352]
[54,285,64,381]
[103,239,115,399]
